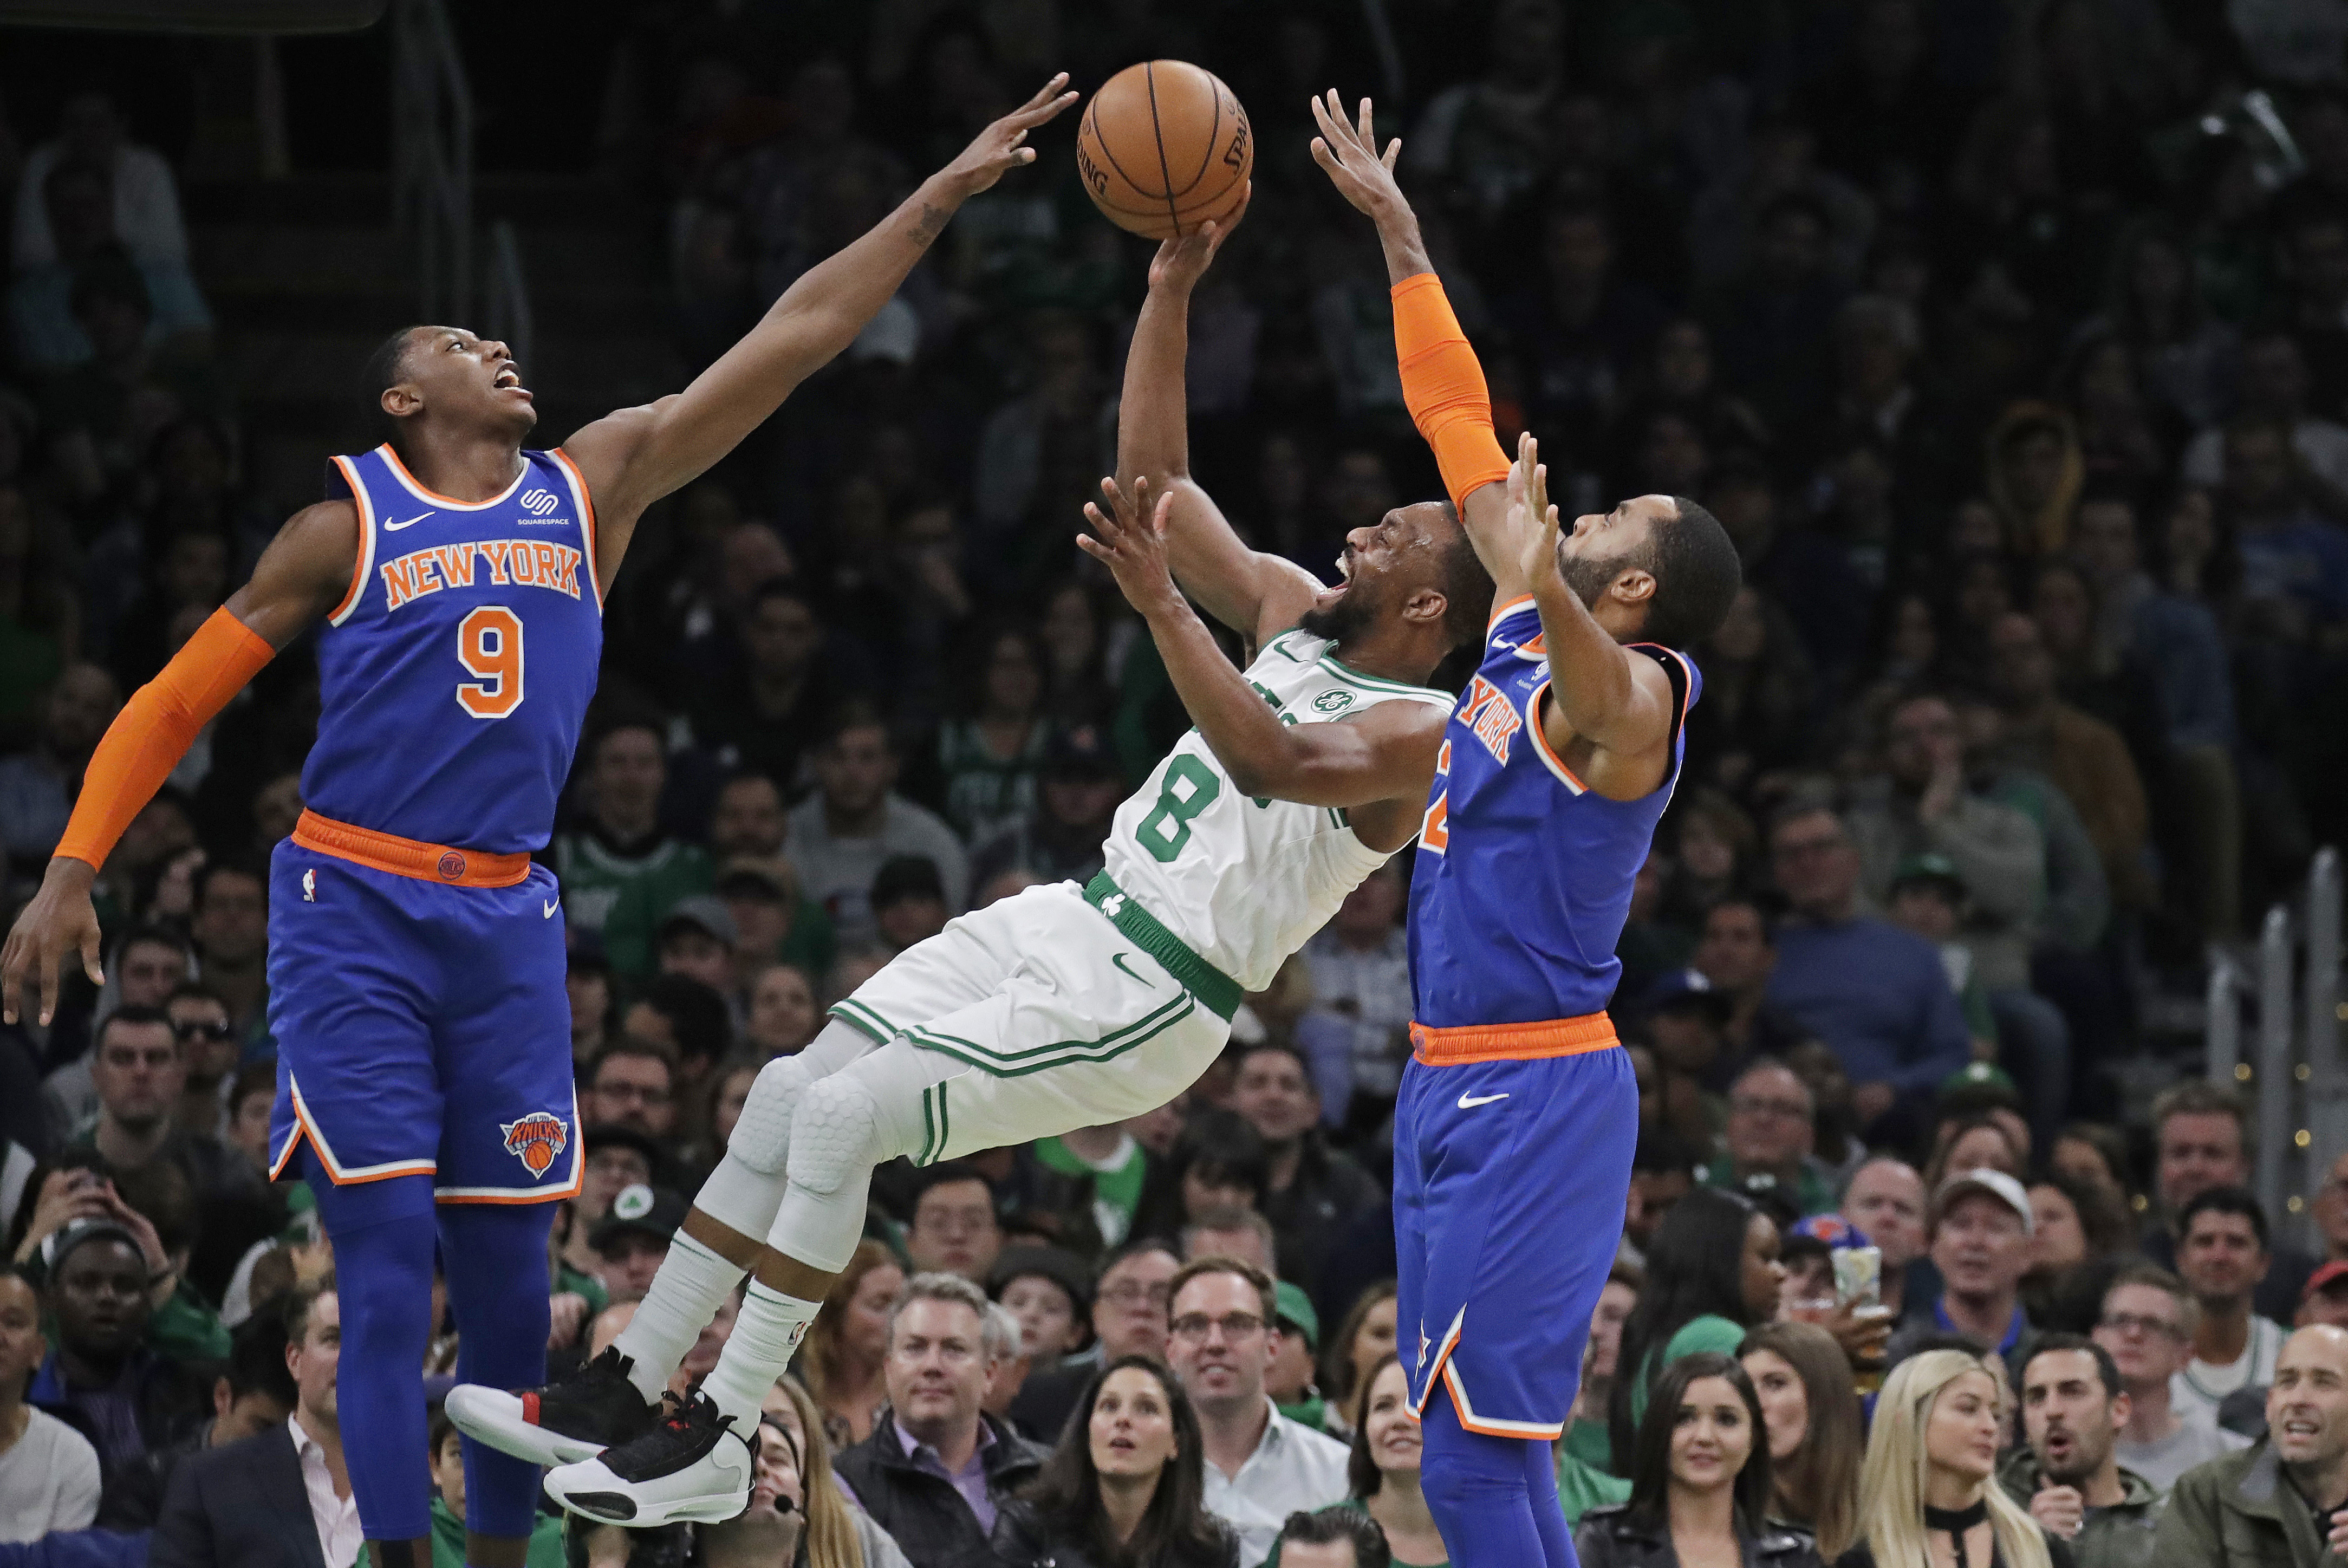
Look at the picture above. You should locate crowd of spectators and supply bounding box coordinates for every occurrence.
[4,0,2348,1564]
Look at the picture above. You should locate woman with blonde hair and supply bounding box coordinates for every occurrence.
[795,1238,903,1448]
[752,1375,914,1568]
[1840,1349,2069,1568]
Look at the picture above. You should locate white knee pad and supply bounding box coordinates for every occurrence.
[786,1075,888,1196]
[728,1056,817,1175]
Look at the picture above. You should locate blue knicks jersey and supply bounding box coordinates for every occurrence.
[1408,597,1700,1027]
[300,445,602,855]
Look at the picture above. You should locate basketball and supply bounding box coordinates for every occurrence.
[1076,60,1252,239]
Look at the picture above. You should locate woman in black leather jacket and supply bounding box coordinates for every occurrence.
[1576,1352,1825,1568]
[990,1355,1238,1568]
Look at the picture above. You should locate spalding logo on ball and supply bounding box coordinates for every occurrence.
[1077,60,1252,239]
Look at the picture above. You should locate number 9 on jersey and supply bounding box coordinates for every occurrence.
[456,606,525,719]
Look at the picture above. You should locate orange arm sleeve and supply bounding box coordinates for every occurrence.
[1391,271,1513,516]
[53,608,275,870]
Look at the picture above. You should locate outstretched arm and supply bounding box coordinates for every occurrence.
[562,76,1079,584]
[1310,91,1526,602]
[1078,476,1443,819]
[1512,436,1676,785]
[1114,188,1323,646]
[2,500,360,1024]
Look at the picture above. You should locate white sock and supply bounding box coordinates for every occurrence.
[701,1281,821,1431]
[611,1233,745,1404]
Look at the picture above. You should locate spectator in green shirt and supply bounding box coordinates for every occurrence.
[427,1414,564,1567]
[552,721,713,980]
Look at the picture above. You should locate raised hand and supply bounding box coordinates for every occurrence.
[2,859,103,1027]
[1079,475,1185,619]
[1512,432,1563,598]
[1147,181,1252,295]
[1309,91,1404,218]
[939,74,1080,200]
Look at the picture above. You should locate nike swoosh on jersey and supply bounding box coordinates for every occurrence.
[1456,1092,1510,1109]
[385,512,433,531]
[1110,953,1153,986]
[544,899,560,918]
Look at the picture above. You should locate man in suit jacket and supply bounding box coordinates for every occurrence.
[150,1278,355,1568]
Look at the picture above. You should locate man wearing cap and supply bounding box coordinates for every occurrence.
[1883,854,2000,1059]
[2301,1264,2348,1330]
[1642,967,1736,1129]
[787,709,968,948]
[1700,1058,1838,1217]
[1888,1169,2036,1365]
[655,895,740,1002]
[26,1218,209,1476]
[967,725,1126,895]
[594,1185,691,1305]
[714,855,834,996]
[1268,1282,1335,1434]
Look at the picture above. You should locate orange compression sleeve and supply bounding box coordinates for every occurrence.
[53,608,275,870]
[1391,271,1513,515]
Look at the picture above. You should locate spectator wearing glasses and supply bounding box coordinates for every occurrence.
[1010,1239,1180,1444]
[991,1355,1238,1568]
[2092,1265,2248,1492]
[1165,1256,1350,1565]
[70,1007,261,1214]
[40,922,188,1128]
[1701,1059,1839,1218]
[1761,806,1972,1138]
[902,1163,1004,1285]
[831,1272,1046,1568]
[160,983,233,1143]
[580,1038,680,1144]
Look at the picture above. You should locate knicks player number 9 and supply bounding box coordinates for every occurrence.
[456,606,524,719]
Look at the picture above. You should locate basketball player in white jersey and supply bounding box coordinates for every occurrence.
[448,196,1494,1525]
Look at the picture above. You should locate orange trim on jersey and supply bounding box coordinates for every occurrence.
[326,454,375,624]
[549,447,602,608]
[1525,682,1590,793]
[291,809,531,888]
[379,443,530,510]
[1409,1011,1618,1065]
[435,1162,584,1205]
[1487,594,1534,633]
[1441,1361,1566,1440]
[1407,1308,1466,1421]
[270,1077,436,1186]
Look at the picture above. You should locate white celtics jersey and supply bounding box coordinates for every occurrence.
[1101,628,1454,993]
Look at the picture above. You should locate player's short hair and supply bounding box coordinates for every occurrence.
[908,1161,996,1216]
[194,855,268,910]
[591,1035,678,1081]
[1433,504,1497,649]
[888,1271,1005,1354]
[2103,1262,2198,1336]
[362,326,424,445]
[163,979,225,1011]
[2151,1080,2249,1143]
[224,1298,298,1408]
[2176,1184,2269,1252]
[1180,1206,1279,1273]
[115,923,192,964]
[95,1005,174,1053]
[1638,497,1741,649]
[821,700,893,752]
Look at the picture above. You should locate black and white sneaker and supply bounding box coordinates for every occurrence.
[543,1389,755,1526]
[444,1345,661,1468]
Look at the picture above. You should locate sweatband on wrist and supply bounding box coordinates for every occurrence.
[1392,271,1513,515]
[54,607,275,870]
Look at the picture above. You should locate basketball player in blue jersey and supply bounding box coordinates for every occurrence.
[1313,95,1743,1568]
[0,80,1075,1568]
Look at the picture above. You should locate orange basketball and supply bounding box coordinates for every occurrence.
[1076,60,1252,239]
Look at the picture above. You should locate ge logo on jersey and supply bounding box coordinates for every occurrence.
[1312,689,1355,714]
[519,487,561,516]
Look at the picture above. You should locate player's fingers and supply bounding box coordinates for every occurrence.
[0,936,21,1026]
[1017,74,1072,114]
[1357,98,1374,148]
[1383,137,1402,171]
[1308,137,1338,174]
[1151,489,1175,535]
[1083,500,1115,537]
[80,925,103,989]
[35,938,60,1028]
[1075,533,1110,563]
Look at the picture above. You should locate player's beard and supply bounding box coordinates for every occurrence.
[1558,545,1634,611]
[1297,581,1377,643]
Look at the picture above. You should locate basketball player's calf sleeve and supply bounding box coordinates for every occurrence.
[438,1203,556,1541]
[611,1232,744,1403]
[1390,273,1513,517]
[1417,1393,1555,1568]
[312,1182,439,1542]
[54,608,273,870]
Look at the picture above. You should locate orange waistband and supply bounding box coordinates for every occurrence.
[1410,1012,1618,1065]
[291,810,532,888]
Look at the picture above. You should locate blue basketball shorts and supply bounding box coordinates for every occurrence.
[264,826,580,1203]
[1393,1016,1638,1439]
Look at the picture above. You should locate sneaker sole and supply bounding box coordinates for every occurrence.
[444,1384,608,1467]
[547,1475,751,1526]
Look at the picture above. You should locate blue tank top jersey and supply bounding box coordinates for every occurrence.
[299,444,602,856]
[1408,597,1700,1027]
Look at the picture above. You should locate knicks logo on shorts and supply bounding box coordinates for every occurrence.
[500,1112,569,1177]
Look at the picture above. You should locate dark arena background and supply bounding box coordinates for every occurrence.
[0,2,2344,1564]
